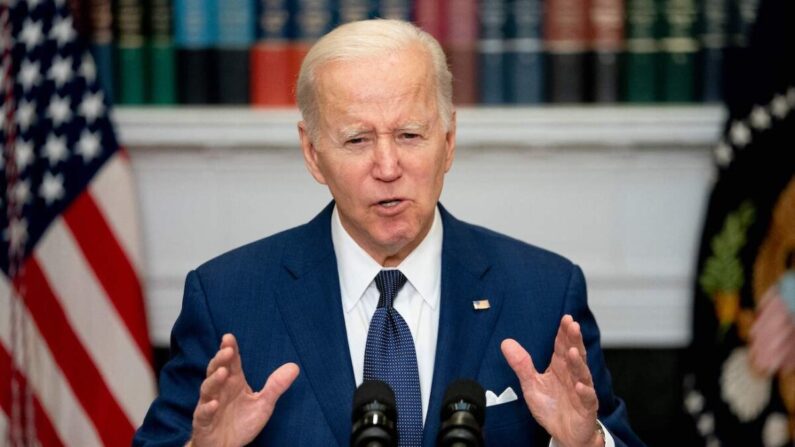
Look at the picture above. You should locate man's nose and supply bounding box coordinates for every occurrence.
[372,137,402,181]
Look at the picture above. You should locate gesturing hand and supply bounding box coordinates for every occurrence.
[501,315,603,447]
[190,334,300,447]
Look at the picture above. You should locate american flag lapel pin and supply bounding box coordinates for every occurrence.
[472,299,491,310]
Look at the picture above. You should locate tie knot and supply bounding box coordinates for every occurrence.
[374,270,407,308]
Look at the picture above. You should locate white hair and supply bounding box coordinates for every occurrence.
[296,19,453,139]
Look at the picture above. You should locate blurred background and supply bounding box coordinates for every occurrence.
[2,0,793,445]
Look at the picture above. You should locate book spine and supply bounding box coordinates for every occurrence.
[623,0,658,102]
[699,0,728,102]
[217,0,256,104]
[505,0,544,104]
[251,0,296,106]
[69,0,93,39]
[147,0,176,104]
[589,0,623,102]
[174,0,219,104]
[414,0,445,41]
[115,0,146,104]
[379,0,411,20]
[479,0,507,104]
[722,0,758,103]
[292,0,337,92]
[89,0,115,102]
[445,0,479,104]
[659,0,698,102]
[545,0,589,102]
[339,0,376,23]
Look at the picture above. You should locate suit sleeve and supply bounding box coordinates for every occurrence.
[133,270,220,446]
[562,265,647,447]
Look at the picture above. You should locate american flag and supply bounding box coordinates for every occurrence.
[1,0,155,445]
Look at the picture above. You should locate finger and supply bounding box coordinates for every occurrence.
[199,366,229,404]
[259,363,301,408]
[555,316,573,352]
[574,381,599,413]
[566,346,594,387]
[206,346,235,377]
[220,334,245,376]
[501,339,538,384]
[193,399,220,427]
[559,315,586,358]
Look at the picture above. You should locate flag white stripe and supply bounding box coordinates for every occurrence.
[0,410,7,444]
[0,276,103,447]
[88,152,144,275]
[36,219,156,426]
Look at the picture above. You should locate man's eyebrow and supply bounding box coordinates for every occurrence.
[397,122,429,132]
[338,126,372,140]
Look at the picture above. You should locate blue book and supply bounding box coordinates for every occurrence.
[378,0,410,20]
[479,0,507,104]
[292,0,337,43]
[339,0,376,22]
[174,0,219,103]
[700,0,728,102]
[505,0,545,104]
[91,44,115,104]
[217,0,256,103]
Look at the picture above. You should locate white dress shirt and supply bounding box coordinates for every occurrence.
[330,205,614,447]
[331,205,442,422]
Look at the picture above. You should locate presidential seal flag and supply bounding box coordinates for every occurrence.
[0,0,155,445]
[683,0,795,444]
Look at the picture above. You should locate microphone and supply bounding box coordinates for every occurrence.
[437,379,486,447]
[351,380,398,447]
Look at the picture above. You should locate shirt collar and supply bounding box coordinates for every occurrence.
[331,205,443,312]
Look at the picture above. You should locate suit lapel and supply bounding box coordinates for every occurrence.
[275,204,355,447]
[422,207,504,446]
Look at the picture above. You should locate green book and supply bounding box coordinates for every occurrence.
[623,0,659,102]
[659,0,698,102]
[147,0,176,104]
[115,0,146,104]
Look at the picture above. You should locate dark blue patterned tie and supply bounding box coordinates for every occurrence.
[363,270,423,446]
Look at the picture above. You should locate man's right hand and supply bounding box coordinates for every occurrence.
[189,333,300,447]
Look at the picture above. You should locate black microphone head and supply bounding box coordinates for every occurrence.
[352,380,397,422]
[441,379,486,425]
[351,380,398,447]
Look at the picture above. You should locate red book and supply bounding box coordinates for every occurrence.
[414,0,446,41]
[444,0,478,104]
[250,43,301,106]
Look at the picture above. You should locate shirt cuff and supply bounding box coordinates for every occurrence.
[548,420,615,447]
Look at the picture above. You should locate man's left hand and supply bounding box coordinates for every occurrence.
[501,315,604,447]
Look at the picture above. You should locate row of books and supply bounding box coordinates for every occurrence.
[74,0,760,106]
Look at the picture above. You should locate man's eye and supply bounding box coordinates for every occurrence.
[401,133,420,140]
[347,137,366,145]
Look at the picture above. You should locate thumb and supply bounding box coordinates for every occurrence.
[501,338,537,384]
[258,363,300,416]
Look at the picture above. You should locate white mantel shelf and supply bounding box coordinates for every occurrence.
[113,105,725,150]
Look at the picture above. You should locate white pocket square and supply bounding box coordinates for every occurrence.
[485,387,518,407]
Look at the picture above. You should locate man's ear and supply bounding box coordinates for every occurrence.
[298,121,327,185]
[443,110,457,173]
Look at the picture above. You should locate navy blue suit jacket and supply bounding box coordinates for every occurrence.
[134,203,644,446]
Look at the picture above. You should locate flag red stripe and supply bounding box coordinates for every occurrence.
[14,259,135,445]
[62,191,152,366]
[0,344,65,447]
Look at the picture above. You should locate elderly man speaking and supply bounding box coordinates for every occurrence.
[134,19,644,447]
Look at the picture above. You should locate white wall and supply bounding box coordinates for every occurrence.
[119,106,722,348]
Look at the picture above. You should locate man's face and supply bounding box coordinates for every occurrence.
[299,44,456,266]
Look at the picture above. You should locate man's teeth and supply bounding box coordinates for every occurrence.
[380,200,400,207]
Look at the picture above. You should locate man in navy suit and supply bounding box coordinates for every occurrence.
[134,19,644,447]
